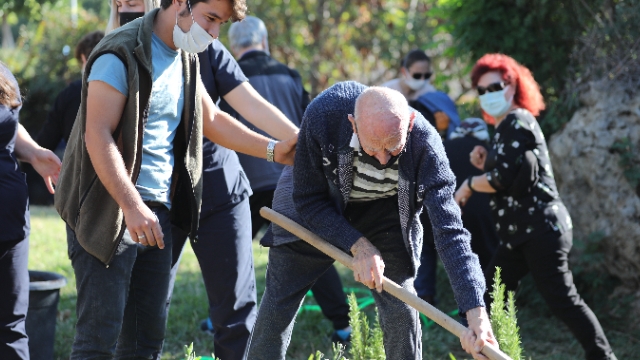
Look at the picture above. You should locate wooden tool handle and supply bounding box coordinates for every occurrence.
[260,207,511,360]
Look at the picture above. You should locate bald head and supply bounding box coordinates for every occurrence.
[348,87,415,165]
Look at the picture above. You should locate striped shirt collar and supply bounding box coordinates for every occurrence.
[349,132,360,150]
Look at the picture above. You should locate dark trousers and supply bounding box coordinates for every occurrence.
[485,230,615,360]
[68,206,173,360]
[249,189,275,238]
[169,197,257,360]
[416,198,498,301]
[247,196,421,360]
[310,265,350,330]
[249,189,350,330]
[0,238,29,360]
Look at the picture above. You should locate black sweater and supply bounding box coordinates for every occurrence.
[36,79,82,150]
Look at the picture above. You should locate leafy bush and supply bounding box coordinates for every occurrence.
[308,343,348,360]
[309,292,385,360]
[183,342,219,360]
[0,2,105,135]
[490,267,523,360]
[347,292,385,360]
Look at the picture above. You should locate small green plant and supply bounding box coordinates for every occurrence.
[183,342,219,360]
[308,342,348,360]
[347,292,385,360]
[309,292,386,360]
[490,267,523,360]
[184,343,201,360]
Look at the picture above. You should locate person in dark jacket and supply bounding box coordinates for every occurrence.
[454,53,616,360]
[0,62,61,360]
[246,83,496,360]
[416,118,499,305]
[221,15,352,344]
[35,31,104,151]
[25,31,104,206]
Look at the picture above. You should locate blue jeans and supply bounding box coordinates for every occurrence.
[68,205,173,360]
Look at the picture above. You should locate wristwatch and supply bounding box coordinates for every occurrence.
[266,139,277,162]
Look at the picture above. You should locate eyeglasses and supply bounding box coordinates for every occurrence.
[411,72,432,80]
[477,81,509,95]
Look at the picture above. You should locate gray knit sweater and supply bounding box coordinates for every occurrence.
[263,81,486,313]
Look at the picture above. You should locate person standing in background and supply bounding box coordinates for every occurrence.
[221,16,352,344]
[381,49,459,138]
[415,118,500,306]
[36,31,105,151]
[0,62,61,360]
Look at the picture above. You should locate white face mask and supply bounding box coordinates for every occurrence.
[172,0,214,54]
[404,75,426,91]
[479,86,513,117]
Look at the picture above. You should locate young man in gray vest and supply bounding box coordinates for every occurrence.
[247,83,496,360]
[54,0,294,358]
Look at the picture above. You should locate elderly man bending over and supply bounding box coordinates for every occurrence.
[246,82,496,360]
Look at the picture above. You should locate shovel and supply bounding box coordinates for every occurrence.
[260,207,511,360]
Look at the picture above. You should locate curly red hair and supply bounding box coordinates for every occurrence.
[471,54,545,123]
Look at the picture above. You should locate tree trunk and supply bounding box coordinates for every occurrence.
[2,13,15,49]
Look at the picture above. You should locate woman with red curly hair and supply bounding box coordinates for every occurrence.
[454,54,616,360]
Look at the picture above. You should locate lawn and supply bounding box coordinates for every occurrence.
[29,206,639,359]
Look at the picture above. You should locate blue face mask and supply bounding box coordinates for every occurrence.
[479,86,513,118]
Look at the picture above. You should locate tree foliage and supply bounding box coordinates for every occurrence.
[437,0,614,134]
[440,0,606,97]
[0,3,105,134]
[228,0,447,96]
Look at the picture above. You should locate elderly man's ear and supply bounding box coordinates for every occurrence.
[347,114,357,134]
[409,110,416,132]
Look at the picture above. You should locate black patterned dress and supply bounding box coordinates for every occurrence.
[484,108,572,248]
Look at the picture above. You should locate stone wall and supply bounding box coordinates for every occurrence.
[548,82,640,289]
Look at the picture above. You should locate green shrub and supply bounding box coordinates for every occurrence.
[347,292,385,360]
[308,343,348,360]
[183,343,202,360]
[490,267,523,360]
[309,292,386,360]
[183,342,220,360]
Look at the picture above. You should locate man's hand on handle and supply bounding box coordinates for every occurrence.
[461,306,499,360]
[350,237,385,293]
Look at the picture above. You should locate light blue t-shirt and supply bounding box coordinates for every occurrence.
[88,33,184,208]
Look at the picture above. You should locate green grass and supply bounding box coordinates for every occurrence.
[29,206,640,359]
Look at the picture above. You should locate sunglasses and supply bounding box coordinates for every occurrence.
[477,81,509,95]
[410,72,432,80]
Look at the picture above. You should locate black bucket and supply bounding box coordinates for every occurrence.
[26,270,67,360]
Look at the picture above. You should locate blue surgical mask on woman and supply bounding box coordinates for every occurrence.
[479,86,513,117]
